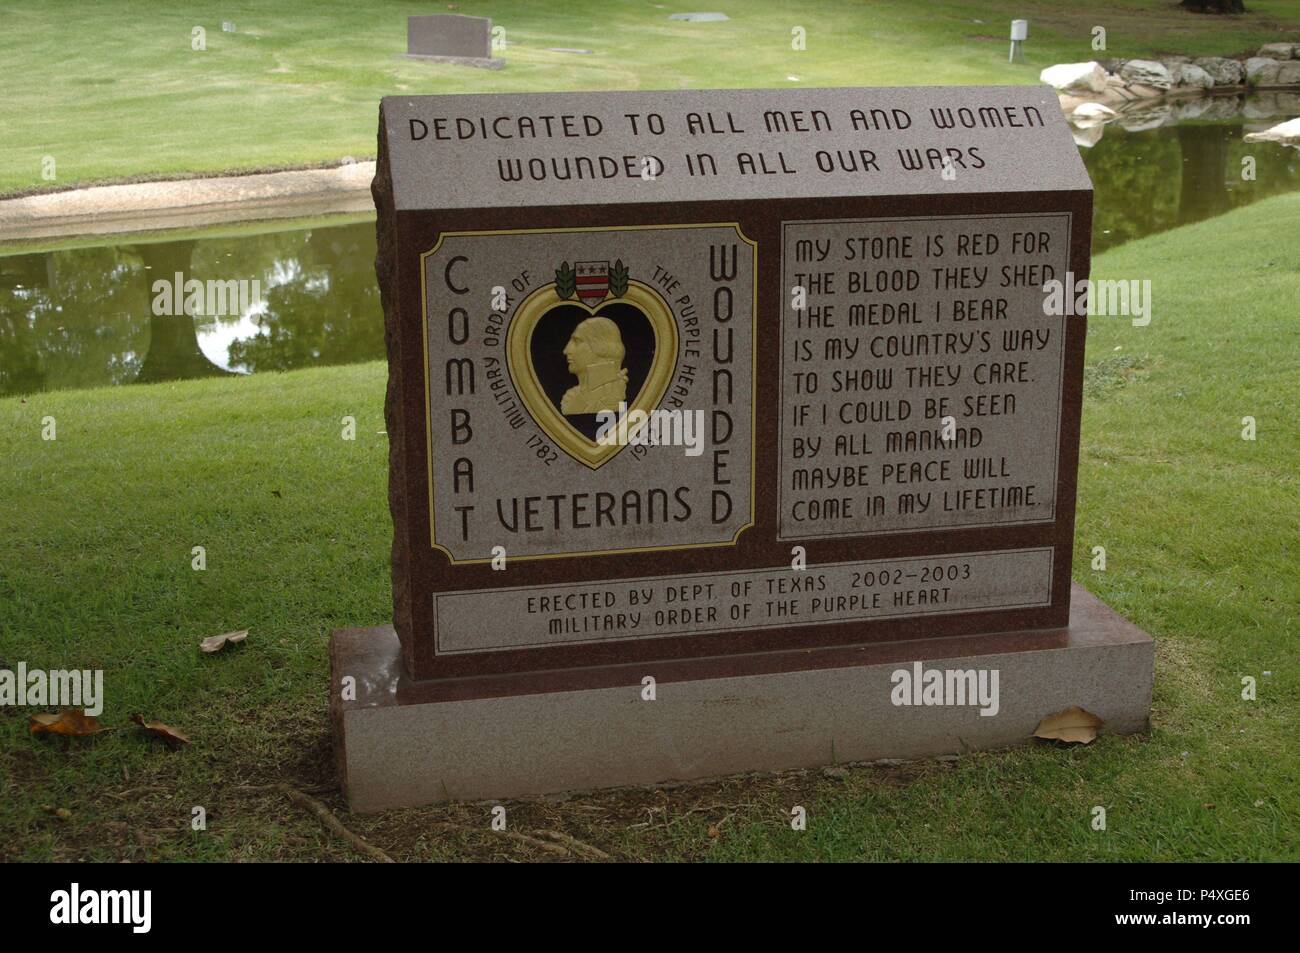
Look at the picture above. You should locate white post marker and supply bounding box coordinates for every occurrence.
[1009,20,1028,63]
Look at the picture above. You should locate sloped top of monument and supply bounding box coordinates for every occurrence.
[378,86,1090,211]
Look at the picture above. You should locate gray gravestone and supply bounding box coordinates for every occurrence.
[406,14,503,70]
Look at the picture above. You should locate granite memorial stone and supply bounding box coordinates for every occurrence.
[332,86,1154,811]
[406,14,502,69]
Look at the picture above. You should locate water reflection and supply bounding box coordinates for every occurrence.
[135,241,234,383]
[2,99,1298,396]
[1082,118,1299,253]
[0,221,383,395]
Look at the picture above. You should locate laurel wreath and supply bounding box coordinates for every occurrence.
[555,262,576,299]
[609,259,629,298]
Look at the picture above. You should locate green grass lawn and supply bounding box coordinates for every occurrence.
[2,0,1299,196]
[1,193,1296,862]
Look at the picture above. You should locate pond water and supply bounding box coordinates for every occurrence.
[2,96,1298,396]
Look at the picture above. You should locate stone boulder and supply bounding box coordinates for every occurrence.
[1194,56,1246,87]
[1245,57,1278,81]
[1040,61,1109,94]
[1119,59,1173,90]
[1248,58,1300,86]
[1171,63,1215,90]
[1125,83,1166,100]
[1279,61,1300,85]
[1257,43,1297,60]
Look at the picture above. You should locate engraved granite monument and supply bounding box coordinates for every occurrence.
[332,86,1154,811]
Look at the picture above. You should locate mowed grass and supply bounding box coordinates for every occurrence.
[3,0,1300,196]
[1,195,1297,862]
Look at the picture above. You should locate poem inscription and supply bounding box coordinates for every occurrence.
[780,213,1071,538]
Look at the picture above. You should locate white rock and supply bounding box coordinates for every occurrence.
[1257,43,1297,60]
[1249,59,1300,86]
[1245,56,1279,80]
[1194,56,1246,86]
[1119,59,1173,90]
[1171,63,1215,89]
[1243,117,1300,146]
[1276,61,1300,85]
[1125,83,1165,100]
[1040,61,1108,94]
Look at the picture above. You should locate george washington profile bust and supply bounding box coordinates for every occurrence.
[560,316,629,415]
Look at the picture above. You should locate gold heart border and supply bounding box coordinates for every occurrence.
[506,279,678,469]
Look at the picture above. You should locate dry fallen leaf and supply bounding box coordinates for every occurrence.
[706,825,720,839]
[131,714,191,747]
[1033,706,1104,744]
[29,708,106,737]
[40,805,72,820]
[200,629,249,654]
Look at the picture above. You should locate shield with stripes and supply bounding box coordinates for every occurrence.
[574,261,610,305]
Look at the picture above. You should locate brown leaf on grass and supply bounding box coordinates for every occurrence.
[200,629,249,654]
[1033,706,1104,744]
[29,708,106,737]
[131,714,190,747]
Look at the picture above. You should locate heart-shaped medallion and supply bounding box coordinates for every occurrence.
[507,260,678,469]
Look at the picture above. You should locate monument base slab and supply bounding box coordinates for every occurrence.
[400,53,504,70]
[330,585,1152,813]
